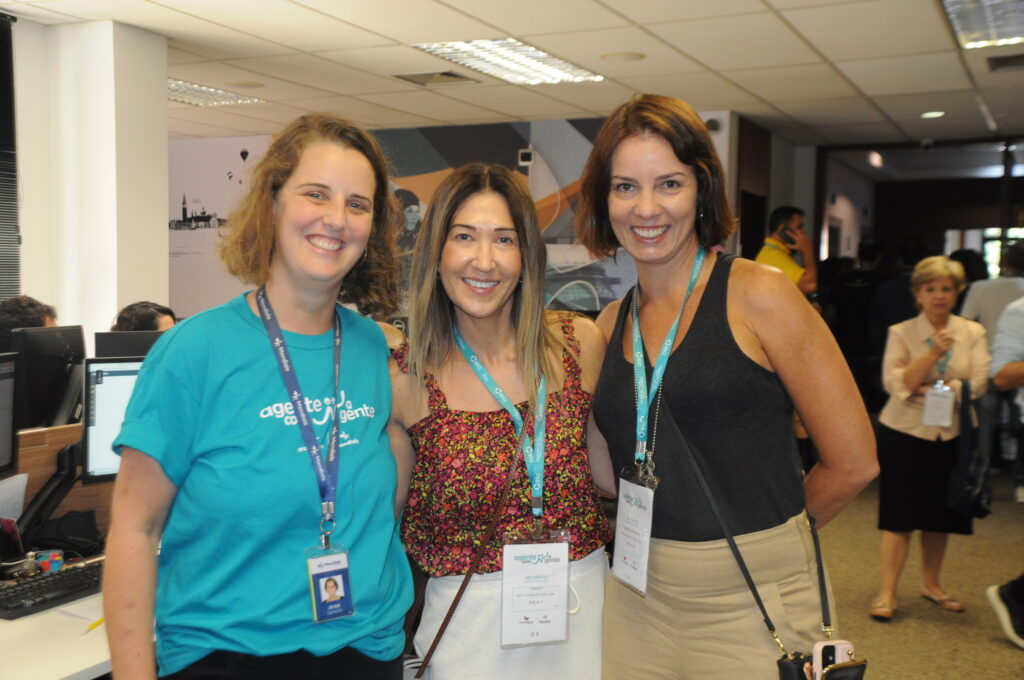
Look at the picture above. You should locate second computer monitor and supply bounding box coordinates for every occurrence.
[11,325,85,431]
[81,357,143,484]
[94,330,163,358]
[0,353,17,481]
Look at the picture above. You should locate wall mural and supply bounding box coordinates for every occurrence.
[167,118,635,320]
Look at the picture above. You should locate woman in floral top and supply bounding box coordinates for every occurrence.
[388,163,614,679]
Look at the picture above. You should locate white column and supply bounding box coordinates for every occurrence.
[15,19,167,340]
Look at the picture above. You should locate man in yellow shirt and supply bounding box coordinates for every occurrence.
[755,206,818,296]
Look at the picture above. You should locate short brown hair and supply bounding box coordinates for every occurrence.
[575,94,736,258]
[219,113,401,319]
[405,163,558,406]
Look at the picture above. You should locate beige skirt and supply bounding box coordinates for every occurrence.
[414,547,608,680]
[602,512,836,680]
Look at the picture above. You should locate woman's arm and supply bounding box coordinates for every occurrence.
[103,448,177,680]
[736,263,878,527]
[570,315,616,496]
[900,329,950,394]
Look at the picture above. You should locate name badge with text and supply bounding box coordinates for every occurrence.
[501,540,569,647]
[612,478,654,595]
[922,380,955,428]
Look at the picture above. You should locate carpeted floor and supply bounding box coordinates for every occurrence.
[819,472,1024,678]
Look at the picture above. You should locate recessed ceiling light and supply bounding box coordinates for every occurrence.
[941,0,1024,49]
[166,79,265,107]
[868,151,884,168]
[599,51,646,62]
[412,38,603,85]
[921,111,946,119]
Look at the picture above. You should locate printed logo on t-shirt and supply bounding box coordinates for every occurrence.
[258,389,376,428]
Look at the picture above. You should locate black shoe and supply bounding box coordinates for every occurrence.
[987,584,1024,650]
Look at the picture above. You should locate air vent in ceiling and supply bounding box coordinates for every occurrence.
[394,71,478,86]
[987,53,1024,71]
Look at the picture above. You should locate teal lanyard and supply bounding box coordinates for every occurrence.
[452,325,548,518]
[631,246,706,463]
[926,337,952,378]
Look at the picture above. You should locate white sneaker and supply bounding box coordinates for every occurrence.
[1015,485,1024,504]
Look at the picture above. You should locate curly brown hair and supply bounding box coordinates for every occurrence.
[574,94,736,258]
[219,113,401,319]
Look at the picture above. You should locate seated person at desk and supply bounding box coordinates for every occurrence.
[0,295,58,352]
[111,301,177,332]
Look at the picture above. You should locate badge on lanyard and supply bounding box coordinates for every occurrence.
[257,287,355,623]
[922,339,955,428]
[612,246,705,595]
[453,325,569,647]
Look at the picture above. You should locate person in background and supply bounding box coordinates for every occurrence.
[988,294,1024,503]
[0,295,57,352]
[103,114,412,679]
[949,248,988,315]
[959,242,1024,474]
[870,236,928,356]
[389,163,613,679]
[870,256,989,621]
[754,205,818,297]
[574,93,876,679]
[987,571,1024,650]
[111,301,177,332]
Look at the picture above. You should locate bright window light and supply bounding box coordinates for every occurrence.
[167,79,265,107]
[941,0,1024,49]
[412,38,604,85]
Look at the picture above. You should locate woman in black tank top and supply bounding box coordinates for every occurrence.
[574,95,878,680]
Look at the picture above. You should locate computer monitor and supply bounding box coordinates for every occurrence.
[94,330,163,358]
[11,325,85,431]
[0,353,17,481]
[81,357,143,483]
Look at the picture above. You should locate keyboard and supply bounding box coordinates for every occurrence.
[0,557,103,620]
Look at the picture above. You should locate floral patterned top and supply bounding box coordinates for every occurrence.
[396,317,611,577]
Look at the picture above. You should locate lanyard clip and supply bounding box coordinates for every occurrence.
[320,532,331,550]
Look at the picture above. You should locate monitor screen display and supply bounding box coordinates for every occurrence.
[0,353,16,481]
[82,357,142,483]
[11,325,85,431]
[94,330,163,358]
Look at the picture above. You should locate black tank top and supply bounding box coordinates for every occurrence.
[593,254,805,541]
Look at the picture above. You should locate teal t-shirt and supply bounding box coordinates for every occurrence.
[114,294,412,676]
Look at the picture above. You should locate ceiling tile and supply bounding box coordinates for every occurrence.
[530,80,638,115]
[355,90,506,123]
[293,0,503,43]
[871,90,980,121]
[281,95,438,128]
[774,96,885,125]
[894,115,992,142]
[836,51,971,96]
[150,0,392,52]
[2,1,77,24]
[316,45,468,78]
[169,61,334,101]
[601,0,769,24]
[765,0,857,7]
[168,106,284,134]
[782,0,954,61]
[648,12,821,70]
[167,46,207,64]
[215,101,309,125]
[443,0,629,34]
[167,116,250,137]
[813,121,908,144]
[618,71,761,109]
[439,85,588,118]
[962,43,1024,89]
[225,54,411,95]
[525,27,705,78]
[723,63,858,100]
[38,0,293,58]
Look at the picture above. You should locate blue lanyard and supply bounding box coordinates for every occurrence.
[256,287,342,547]
[452,325,548,518]
[631,246,706,462]
[926,337,952,378]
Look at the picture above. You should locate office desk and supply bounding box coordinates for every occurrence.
[0,592,110,680]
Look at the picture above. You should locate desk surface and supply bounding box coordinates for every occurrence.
[0,592,111,680]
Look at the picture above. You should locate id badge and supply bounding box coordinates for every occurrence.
[922,380,955,428]
[612,477,654,595]
[306,545,354,623]
[500,528,570,648]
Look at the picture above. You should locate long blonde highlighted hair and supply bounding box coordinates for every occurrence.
[405,163,559,408]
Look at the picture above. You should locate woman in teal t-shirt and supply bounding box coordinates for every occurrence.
[103,114,412,679]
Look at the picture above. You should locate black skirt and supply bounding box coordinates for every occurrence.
[877,424,973,535]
